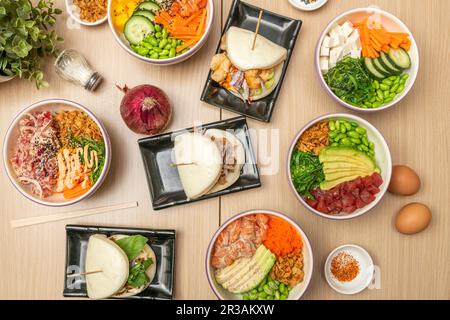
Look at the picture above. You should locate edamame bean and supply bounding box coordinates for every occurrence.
[384,97,393,103]
[150,38,158,47]
[347,131,360,139]
[360,144,369,151]
[372,101,382,108]
[275,291,280,300]
[373,80,380,89]
[344,122,352,131]
[159,39,168,49]
[154,24,161,32]
[258,292,267,299]
[150,52,159,59]
[401,73,409,80]
[369,96,377,103]
[388,76,398,81]
[369,142,375,150]
[396,84,405,94]
[329,120,336,131]
[160,49,169,56]
[169,48,176,58]
[341,138,351,146]
[331,142,339,147]
[382,78,392,86]
[383,90,390,99]
[279,283,286,293]
[280,294,288,300]
[389,92,396,98]
[376,90,384,100]
[350,137,361,144]
[155,32,162,38]
[153,47,162,53]
[137,47,149,55]
[362,136,369,146]
[335,120,341,131]
[394,77,400,84]
[379,83,389,91]
[364,102,372,108]
[390,83,399,93]
[355,127,366,134]
[350,121,358,127]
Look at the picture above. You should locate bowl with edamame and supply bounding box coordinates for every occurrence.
[108,0,214,65]
[287,113,392,220]
[315,7,419,112]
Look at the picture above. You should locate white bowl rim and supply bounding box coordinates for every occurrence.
[107,0,214,65]
[205,209,314,300]
[288,0,328,12]
[65,0,108,26]
[2,98,111,207]
[315,7,420,112]
[286,113,392,220]
[324,244,374,295]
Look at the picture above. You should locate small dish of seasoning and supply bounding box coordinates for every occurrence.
[66,0,108,26]
[324,244,374,295]
[288,0,328,12]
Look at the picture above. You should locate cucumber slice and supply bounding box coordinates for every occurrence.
[124,16,155,45]
[387,48,411,69]
[379,51,402,74]
[133,10,155,22]
[137,1,160,13]
[373,58,393,77]
[364,57,385,79]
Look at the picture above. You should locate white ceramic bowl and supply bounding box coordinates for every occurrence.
[324,244,374,295]
[289,0,328,12]
[287,113,392,220]
[107,0,214,66]
[205,209,313,300]
[66,0,108,26]
[315,7,419,112]
[3,99,111,207]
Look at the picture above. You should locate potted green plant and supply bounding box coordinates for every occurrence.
[0,0,63,88]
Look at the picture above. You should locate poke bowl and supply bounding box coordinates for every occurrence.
[287,113,392,220]
[3,99,111,207]
[108,0,214,65]
[206,209,313,300]
[315,7,419,112]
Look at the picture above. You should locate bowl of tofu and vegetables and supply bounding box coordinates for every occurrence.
[316,7,419,111]
[108,0,214,65]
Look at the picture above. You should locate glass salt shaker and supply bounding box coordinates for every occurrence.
[54,49,103,91]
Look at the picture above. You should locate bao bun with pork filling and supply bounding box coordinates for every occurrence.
[174,129,245,199]
[85,234,156,299]
[210,26,287,102]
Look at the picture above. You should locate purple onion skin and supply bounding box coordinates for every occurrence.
[119,84,172,135]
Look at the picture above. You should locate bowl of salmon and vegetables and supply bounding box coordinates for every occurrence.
[206,210,313,300]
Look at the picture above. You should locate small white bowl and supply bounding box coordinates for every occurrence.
[66,0,108,26]
[289,0,328,11]
[107,0,214,66]
[205,209,313,300]
[315,7,419,112]
[3,99,111,207]
[286,113,392,220]
[324,244,374,295]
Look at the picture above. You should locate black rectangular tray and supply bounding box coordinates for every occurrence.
[200,0,302,122]
[138,116,261,210]
[63,225,175,300]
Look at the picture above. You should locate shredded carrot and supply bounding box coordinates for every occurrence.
[262,217,303,257]
[63,181,91,199]
[353,17,411,58]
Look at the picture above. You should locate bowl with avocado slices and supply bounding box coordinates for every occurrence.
[287,113,392,220]
[315,7,419,112]
[205,209,313,300]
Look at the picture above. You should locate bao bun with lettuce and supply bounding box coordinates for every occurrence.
[85,234,156,299]
[210,26,288,102]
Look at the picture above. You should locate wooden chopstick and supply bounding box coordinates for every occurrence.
[10,201,138,229]
[252,10,264,50]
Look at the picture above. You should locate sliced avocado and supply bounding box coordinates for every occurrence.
[216,245,275,294]
[324,170,372,181]
[320,174,366,190]
[323,161,373,172]
[319,147,377,170]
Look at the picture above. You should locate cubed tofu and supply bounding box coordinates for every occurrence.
[350,49,361,59]
[328,22,340,38]
[320,57,329,73]
[320,46,330,56]
[329,34,342,48]
[342,43,352,57]
[329,47,343,66]
[322,36,331,48]
[340,21,354,38]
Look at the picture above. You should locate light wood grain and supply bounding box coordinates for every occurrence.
[1,0,449,300]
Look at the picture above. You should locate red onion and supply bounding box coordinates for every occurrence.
[117,84,172,135]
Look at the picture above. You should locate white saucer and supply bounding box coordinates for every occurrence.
[288,0,328,11]
[324,244,374,295]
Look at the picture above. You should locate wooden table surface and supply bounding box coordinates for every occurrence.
[1,0,449,300]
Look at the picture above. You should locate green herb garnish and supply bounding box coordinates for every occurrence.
[115,235,149,261]
[127,258,153,288]
[69,135,105,184]
[0,0,63,89]
[324,57,374,107]
[290,150,325,199]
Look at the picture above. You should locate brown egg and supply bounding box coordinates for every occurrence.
[388,165,421,195]
[395,203,431,235]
